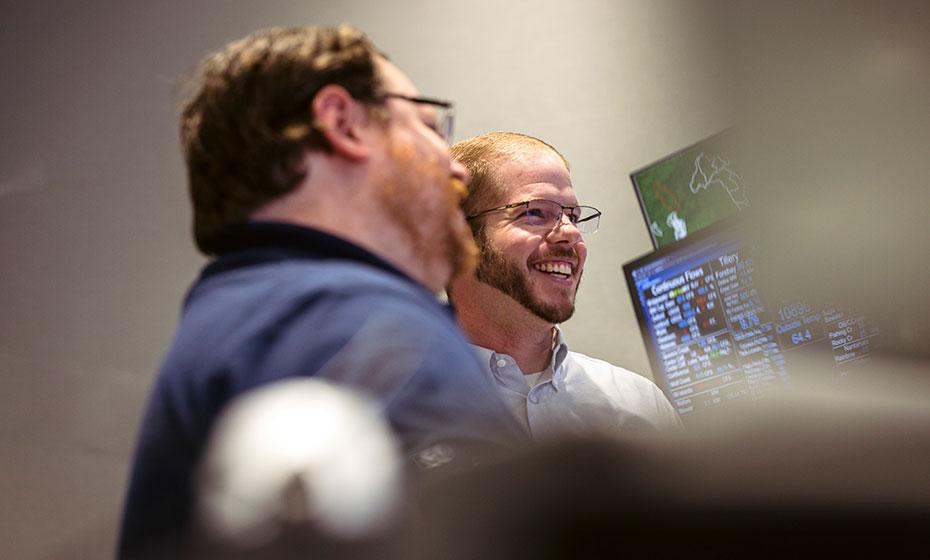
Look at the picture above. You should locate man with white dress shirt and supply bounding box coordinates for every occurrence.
[449,132,682,439]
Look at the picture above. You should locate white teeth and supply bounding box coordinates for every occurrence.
[533,262,573,276]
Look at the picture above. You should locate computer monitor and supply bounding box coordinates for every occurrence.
[622,219,879,427]
[630,131,748,249]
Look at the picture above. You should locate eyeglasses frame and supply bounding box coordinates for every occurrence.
[378,93,455,144]
[467,198,602,233]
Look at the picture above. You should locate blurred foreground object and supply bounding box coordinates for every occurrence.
[192,379,403,558]
[422,382,930,557]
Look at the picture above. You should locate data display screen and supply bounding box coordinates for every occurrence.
[623,221,879,425]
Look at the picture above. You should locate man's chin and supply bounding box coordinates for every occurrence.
[534,299,575,324]
[509,287,575,324]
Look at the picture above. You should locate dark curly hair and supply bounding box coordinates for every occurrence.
[180,25,385,254]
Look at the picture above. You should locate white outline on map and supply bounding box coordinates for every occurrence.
[651,221,664,238]
[689,153,750,210]
[666,211,688,240]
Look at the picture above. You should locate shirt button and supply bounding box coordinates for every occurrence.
[496,358,507,368]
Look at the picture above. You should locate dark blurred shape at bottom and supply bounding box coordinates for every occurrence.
[419,378,930,558]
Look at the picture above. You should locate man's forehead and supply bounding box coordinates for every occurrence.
[496,148,574,201]
[376,57,418,96]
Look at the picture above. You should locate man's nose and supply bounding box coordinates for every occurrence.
[547,212,582,241]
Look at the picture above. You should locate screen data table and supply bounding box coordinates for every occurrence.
[626,226,879,423]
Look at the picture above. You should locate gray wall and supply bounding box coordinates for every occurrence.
[0,0,851,557]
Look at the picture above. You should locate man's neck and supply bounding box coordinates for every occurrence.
[454,283,556,373]
[250,167,448,293]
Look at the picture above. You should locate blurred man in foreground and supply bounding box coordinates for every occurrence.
[449,132,682,439]
[119,26,523,558]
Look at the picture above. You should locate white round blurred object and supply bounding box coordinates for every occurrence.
[195,378,403,549]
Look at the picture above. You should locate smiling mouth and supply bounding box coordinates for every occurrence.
[532,261,574,279]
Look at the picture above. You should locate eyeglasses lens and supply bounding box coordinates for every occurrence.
[439,108,454,143]
[524,200,599,233]
[577,209,599,233]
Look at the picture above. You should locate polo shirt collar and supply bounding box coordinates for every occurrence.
[198,220,419,286]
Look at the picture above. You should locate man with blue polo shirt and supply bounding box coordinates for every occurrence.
[119,27,523,558]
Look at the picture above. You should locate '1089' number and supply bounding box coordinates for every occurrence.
[778,302,811,322]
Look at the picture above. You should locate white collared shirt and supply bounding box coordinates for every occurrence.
[471,328,683,440]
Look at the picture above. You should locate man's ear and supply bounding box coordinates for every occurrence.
[311,84,372,162]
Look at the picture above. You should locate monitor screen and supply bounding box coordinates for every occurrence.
[630,131,749,249]
[622,220,880,426]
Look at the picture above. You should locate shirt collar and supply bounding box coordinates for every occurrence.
[552,326,569,372]
[471,326,571,393]
[198,221,419,286]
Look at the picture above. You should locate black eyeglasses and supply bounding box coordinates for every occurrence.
[379,93,455,144]
[468,199,602,234]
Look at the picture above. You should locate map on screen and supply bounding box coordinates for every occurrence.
[631,132,748,249]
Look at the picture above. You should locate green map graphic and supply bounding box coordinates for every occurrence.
[632,134,748,249]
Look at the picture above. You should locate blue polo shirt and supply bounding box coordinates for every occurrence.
[119,221,523,557]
